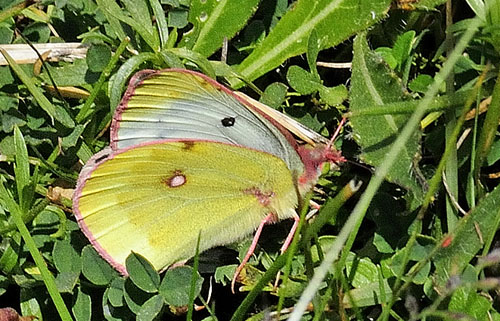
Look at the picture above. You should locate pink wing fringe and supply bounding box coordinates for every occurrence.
[72,147,129,275]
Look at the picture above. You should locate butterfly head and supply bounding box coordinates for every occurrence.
[296,143,345,197]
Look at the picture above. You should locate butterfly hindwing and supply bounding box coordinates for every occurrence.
[73,140,298,274]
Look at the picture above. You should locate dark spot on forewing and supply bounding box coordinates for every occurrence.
[221,116,236,127]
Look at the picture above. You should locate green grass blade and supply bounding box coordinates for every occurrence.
[13,126,30,213]
[149,0,169,49]
[167,48,215,78]
[276,192,312,318]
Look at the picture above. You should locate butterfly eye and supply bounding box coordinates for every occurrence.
[221,117,236,127]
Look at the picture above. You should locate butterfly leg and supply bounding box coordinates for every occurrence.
[231,213,275,293]
[279,212,300,255]
[305,200,321,220]
[273,212,300,288]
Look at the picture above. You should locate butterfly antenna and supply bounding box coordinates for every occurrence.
[323,117,347,164]
[345,159,374,172]
[326,116,346,151]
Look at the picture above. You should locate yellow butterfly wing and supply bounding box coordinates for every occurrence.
[73,141,298,274]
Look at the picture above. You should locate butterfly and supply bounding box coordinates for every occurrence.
[72,69,344,286]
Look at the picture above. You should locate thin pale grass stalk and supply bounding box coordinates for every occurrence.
[288,17,482,321]
[316,61,352,69]
[444,0,459,231]
[305,181,363,319]
[283,180,361,319]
